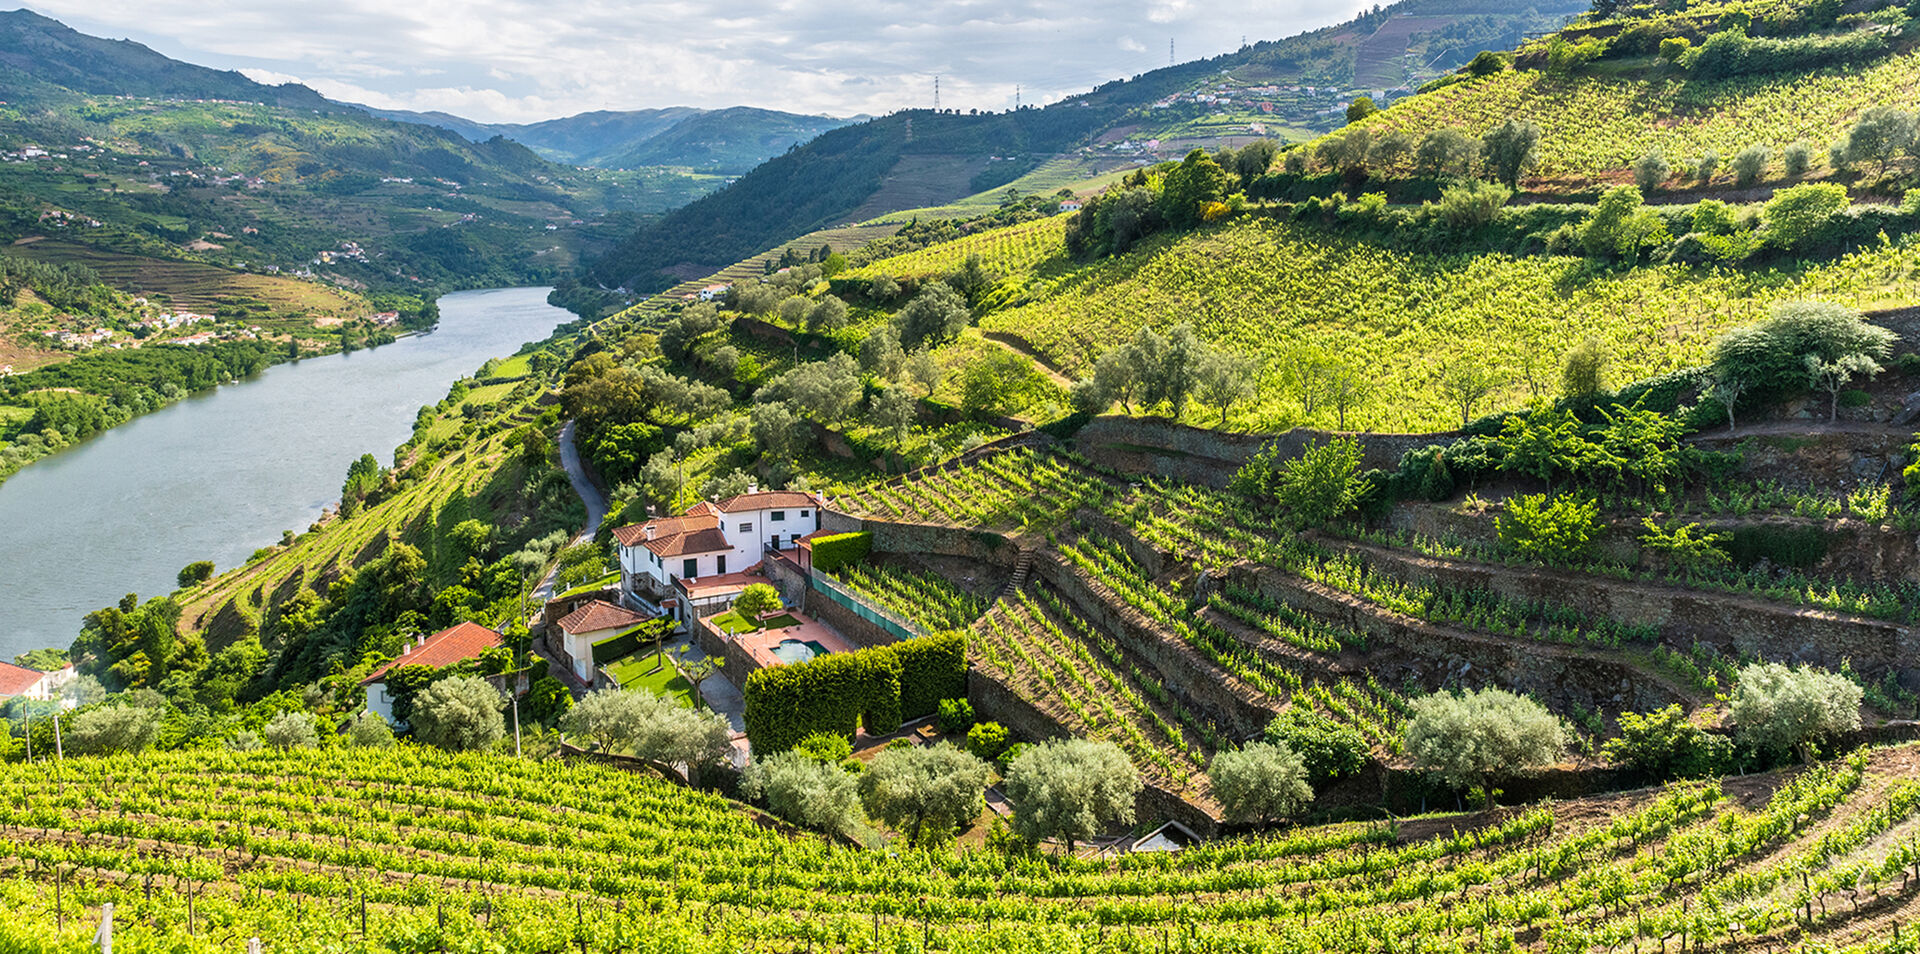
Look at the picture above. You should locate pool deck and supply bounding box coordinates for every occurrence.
[735,612,854,670]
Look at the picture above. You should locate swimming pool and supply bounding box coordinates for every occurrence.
[769,638,831,665]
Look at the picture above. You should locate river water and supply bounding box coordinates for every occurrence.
[0,286,569,662]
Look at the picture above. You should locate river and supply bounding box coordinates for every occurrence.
[0,286,570,662]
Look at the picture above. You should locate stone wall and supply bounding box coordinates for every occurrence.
[969,667,1222,835]
[1073,416,1455,489]
[807,584,897,650]
[1332,539,1919,686]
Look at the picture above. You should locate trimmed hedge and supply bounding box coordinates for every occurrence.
[895,631,967,720]
[591,621,663,665]
[743,632,967,753]
[810,532,872,574]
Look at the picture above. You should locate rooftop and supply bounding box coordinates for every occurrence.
[362,622,503,684]
[555,599,650,636]
[0,661,45,696]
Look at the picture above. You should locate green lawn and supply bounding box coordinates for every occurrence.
[604,651,694,705]
[557,571,620,600]
[710,611,756,636]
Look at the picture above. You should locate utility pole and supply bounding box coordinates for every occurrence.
[1170,39,1175,66]
[512,693,522,758]
[1014,85,1021,111]
[52,705,62,761]
[934,75,940,111]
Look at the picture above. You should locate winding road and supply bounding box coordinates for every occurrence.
[529,420,609,606]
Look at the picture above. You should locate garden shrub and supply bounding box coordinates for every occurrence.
[1264,707,1370,782]
[896,632,968,720]
[937,697,975,733]
[1404,688,1565,809]
[1210,741,1313,828]
[795,731,854,764]
[965,721,1010,761]
[744,633,964,752]
[1602,705,1734,781]
[1730,662,1862,764]
[810,532,873,573]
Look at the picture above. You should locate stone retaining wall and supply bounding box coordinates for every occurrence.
[1073,416,1455,488]
[807,584,897,650]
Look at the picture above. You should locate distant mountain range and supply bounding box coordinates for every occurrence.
[363,105,858,174]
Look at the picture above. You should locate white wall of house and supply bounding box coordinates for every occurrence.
[560,623,629,682]
[365,682,397,724]
[618,502,820,597]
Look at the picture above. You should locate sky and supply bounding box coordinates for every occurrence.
[24,0,1375,124]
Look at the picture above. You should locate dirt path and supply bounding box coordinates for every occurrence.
[981,331,1074,389]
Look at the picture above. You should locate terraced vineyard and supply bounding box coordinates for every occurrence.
[853,213,1920,431]
[974,585,1224,795]
[834,561,990,631]
[1352,48,1920,179]
[8,747,1920,952]
[611,221,903,324]
[832,445,1117,532]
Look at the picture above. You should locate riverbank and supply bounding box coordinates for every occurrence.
[0,287,567,662]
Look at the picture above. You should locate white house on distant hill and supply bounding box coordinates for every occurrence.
[553,599,651,683]
[0,661,74,701]
[613,489,824,601]
[360,622,503,725]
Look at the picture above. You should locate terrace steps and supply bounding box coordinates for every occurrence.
[1001,547,1036,599]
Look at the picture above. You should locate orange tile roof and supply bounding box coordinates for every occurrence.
[0,661,44,697]
[555,599,649,636]
[611,513,733,556]
[645,527,732,556]
[715,490,820,513]
[361,622,503,684]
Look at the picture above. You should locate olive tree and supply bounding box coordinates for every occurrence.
[262,711,320,750]
[411,676,505,752]
[70,704,159,756]
[1208,741,1313,828]
[858,741,991,846]
[565,688,733,779]
[1404,688,1565,809]
[1003,739,1141,854]
[744,749,867,839]
[1481,118,1540,187]
[346,710,396,747]
[1730,662,1862,764]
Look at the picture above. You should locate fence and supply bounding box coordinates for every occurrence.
[810,572,926,642]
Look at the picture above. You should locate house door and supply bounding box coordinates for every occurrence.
[716,555,727,575]
[683,558,698,579]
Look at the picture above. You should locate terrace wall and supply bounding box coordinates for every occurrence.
[807,583,897,650]
[1073,416,1451,488]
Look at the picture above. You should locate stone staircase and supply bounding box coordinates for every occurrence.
[1000,548,1037,600]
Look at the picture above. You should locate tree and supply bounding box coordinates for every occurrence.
[1806,353,1881,422]
[1730,145,1769,188]
[1692,151,1719,185]
[734,583,782,620]
[528,676,573,724]
[1761,183,1850,250]
[1415,128,1478,179]
[1002,739,1140,854]
[1232,138,1279,186]
[1840,106,1916,176]
[744,750,867,839]
[1603,705,1732,782]
[1432,180,1511,228]
[1579,187,1668,260]
[858,741,991,846]
[262,711,320,749]
[750,401,804,464]
[1436,359,1498,428]
[1369,130,1414,173]
[1730,662,1861,764]
[411,676,505,752]
[565,688,733,777]
[777,295,809,328]
[1264,707,1369,782]
[1481,118,1540,187]
[1195,348,1257,426]
[1709,301,1895,395]
[1632,152,1670,192]
[1561,337,1608,398]
[1404,688,1565,808]
[765,353,862,424]
[960,350,1040,418]
[896,283,971,350]
[861,324,905,380]
[1345,96,1378,124]
[1466,50,1507,76]
[947,254,996,306]
[1159,149,1234,228]
[1325,360,1372,430]
[906,349,940,397]
[806,295,849,332]
[1272,437,1367,526]
[1782,140,1815,178]
[1496,492,1600,565]
[869,385,918,445]
[70,704,159,755]
[1209,741,1313,828]
[177,560,214,589]
[346,709,396,747]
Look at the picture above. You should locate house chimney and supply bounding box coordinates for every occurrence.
[747,481,759,495]
[645,523,656,541]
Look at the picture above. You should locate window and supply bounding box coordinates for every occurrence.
[682,558,698,579]
[800,509,810,518]
[771,510,786,521]
[739,522,752,533]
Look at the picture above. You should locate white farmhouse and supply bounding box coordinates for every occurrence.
[0,661,75,701]
[613,489,824,600]
[360,622,503,725]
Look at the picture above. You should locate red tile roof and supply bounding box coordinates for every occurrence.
[715,490,820,513]
[0,661,44,697]
[611,513,733,556]
[556,599,649,636]
[362,622,503,685]
[645,527,732,556]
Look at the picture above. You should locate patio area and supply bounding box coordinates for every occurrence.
[730,611,854,670]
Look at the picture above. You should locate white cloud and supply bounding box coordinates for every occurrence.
[24,0,1376,122]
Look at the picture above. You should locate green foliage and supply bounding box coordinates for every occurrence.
[858,741,990,846]
[1602,705,1733,782]
[1480,118,1540,187]
[345,710,396,747]
[1263,707,1370,783]
[1496,492,1600,566]
[1346,96,1379,123]
[1685,27,1888,81]
[743,642,902,753]
[261,711,319,750]
[1404,688,1565,808]
[176,560,215,589]
[70,704,159,755]
[733,583,782,620]
[1731,662,1862,764]
[742,750,867,839]
[1209,741,1313,828]
[937,697,976,734]
[410,676,505,752]
[527,676,572,724]
[965,721,1010,761]
[891,632,969,722]
[1159,149,1234,228]
[808,532,873,574]
[1638,519,1732,578]
[794,731,854,764]
[565,688,732,772]
[1269,437,1368,527]
[1002,738,1141,852]
[1580,187,1669,260]
[1431,180,1511,229]
[1709,300,1894,397]
[1760,183,1850,251]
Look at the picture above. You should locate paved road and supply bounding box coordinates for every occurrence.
[529,420,611,607]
